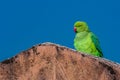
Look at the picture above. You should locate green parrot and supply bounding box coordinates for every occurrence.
[74,21,103,57]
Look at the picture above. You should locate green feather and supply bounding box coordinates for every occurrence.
[91,33,103,57]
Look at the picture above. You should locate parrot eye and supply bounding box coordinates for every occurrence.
[79,24,82,26]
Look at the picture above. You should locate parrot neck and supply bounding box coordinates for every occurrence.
[85,26,90,32]
[77,30,91,33]
[86,29,90,32]
[76,31,89,38]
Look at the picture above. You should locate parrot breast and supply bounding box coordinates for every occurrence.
[74,32,97,55]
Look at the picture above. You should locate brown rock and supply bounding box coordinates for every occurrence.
[0,42,120,80]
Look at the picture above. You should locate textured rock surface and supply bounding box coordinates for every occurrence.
[0,42,120,80]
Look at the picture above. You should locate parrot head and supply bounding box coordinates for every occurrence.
[74,21,90,33]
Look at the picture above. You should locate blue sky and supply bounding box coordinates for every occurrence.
[0,0,120,63]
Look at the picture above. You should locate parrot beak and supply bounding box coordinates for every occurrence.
[74,27,77,33]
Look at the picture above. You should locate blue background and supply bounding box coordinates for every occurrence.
[0,0,120,63]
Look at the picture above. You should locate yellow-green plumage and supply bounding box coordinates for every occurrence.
[74,21,103,57]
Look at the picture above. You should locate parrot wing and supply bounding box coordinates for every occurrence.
[91,32,103,57]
